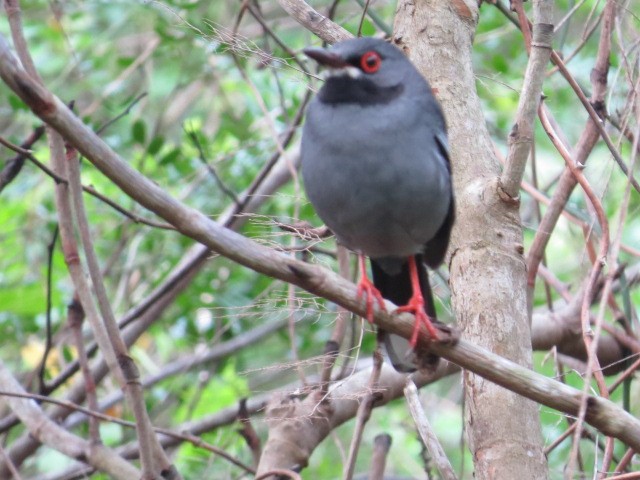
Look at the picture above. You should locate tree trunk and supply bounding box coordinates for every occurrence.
[394,1,549,478]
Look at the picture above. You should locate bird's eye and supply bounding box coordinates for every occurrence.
[360,51,381,73]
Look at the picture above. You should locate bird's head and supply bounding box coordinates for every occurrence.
[303,38,422,105]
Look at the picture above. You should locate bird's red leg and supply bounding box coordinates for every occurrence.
[396,256,439,346]
[356,255,386,323]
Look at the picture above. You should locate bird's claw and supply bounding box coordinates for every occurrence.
[396,298,439,346]
[356,275,387,323]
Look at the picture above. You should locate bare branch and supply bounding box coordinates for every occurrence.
[343,345,383,480]
[276,0,351,44]
[369,434,392,480]
[0,361,140,479]
[404,378,457,480]
[499,0,554,199]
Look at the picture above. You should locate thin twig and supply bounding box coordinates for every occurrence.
[68,298,101,444]
[0,389,254,474]
[0,135,175,229]
[320,245,352,388]
[343,344,384,480]
[243,1,310,74]
[356,0,373,37]
[549,51,640,194]
[0,125,45,192]
[66,143,176,477]
[4,2,148,475]
[595,71,640,480]
[233,91,310,217]
[404,378,457,480]
[538,103,615,478]
[368,434,392,480]
[37,225,58,394]
[0,361,140,478]
[547,9,602,76]
[354,0,392,35]
[237,398,262,467]
[0,135,66,182]
[0,443,21,480]
[613,448,636,474]
[521,0,636,292]
[95,92,148,135]
[185,125,240,205]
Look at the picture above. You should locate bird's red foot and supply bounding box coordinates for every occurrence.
[397,295,439,347]
[356,255,386,323]
[356,274,387,323]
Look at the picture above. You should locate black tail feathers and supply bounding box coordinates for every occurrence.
[370,254,439,372]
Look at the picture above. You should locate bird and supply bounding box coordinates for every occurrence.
[300,37,454,372]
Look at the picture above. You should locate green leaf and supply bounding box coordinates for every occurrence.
[132,119,147,144]
[147,135,165,155]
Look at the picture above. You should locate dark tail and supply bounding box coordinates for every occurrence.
[371,254,438,372]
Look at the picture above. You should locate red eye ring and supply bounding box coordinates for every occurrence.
[360,51,381,73]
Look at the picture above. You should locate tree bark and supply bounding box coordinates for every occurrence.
[394,1,549,478]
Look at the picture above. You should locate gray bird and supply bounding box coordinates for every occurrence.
[301,37,454,372]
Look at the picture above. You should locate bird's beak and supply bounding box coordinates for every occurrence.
[303,47,349,68]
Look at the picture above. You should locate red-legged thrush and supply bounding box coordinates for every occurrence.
[301,38,455,372]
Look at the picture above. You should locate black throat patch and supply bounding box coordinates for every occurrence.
[318,76,404,106]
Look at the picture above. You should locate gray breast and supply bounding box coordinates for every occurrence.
[301,95,451,262]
